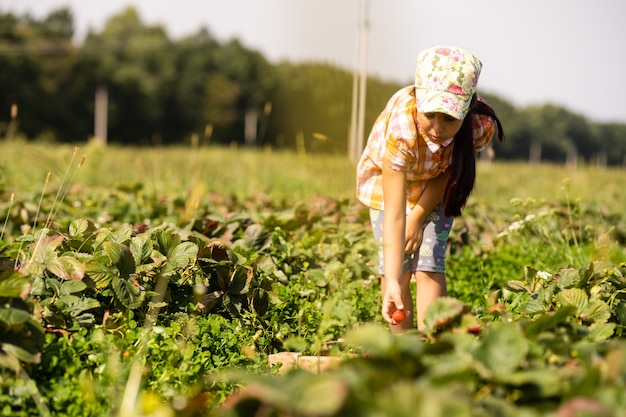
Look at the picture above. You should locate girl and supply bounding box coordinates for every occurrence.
[356,46,505,331]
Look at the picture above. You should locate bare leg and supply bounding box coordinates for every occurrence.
[414,271,447,331]
[380,271,415,332]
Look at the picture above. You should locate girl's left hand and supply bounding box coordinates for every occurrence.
[405,221,424,254]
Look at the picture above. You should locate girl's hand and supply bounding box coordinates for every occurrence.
[405,216,424,254]
[382,281,404,324]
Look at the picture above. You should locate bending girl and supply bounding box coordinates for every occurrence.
[356,45,505,330]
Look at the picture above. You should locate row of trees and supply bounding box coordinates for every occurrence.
[1,6,625,164]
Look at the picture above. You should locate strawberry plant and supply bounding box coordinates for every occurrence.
[0,269,44,374]
[3,145,626,415]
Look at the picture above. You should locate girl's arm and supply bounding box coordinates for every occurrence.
[381,163,408,321]
[404,172,447,253]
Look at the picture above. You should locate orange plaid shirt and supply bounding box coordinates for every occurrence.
[356,86,496,211]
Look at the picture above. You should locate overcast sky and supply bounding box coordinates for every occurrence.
[5,0,626,123]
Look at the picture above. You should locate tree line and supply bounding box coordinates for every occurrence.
[1,6,625,165]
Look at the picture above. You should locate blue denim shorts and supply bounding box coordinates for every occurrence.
[370,204,453,274]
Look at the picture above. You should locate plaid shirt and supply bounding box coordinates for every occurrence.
[356,86,497,211]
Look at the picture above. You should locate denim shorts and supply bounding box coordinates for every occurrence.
[370,204,453,274]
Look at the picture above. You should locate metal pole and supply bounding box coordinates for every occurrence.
[348,0,362,160]
[355,0,369,157]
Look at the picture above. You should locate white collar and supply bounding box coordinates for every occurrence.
[423,133,454,153]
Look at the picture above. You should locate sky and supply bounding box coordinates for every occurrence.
[4,0,626,123]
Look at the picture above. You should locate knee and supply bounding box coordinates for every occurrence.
[414,270,446,284]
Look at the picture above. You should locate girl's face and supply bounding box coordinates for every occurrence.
[416,112,463,145]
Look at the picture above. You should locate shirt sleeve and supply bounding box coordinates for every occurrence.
[472,114,497,151]
[382,103,418,171]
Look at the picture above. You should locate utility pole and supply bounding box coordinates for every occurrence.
[348,0,369,161]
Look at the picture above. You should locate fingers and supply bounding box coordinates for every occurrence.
[383,303,410,325]
[404,229,424,254]
[404,237,421,254]
[382,293,404,324]
[382,306,392,324]
[404,241,418,254]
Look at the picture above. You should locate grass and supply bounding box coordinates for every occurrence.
[2,140,626,214]
[0,141,357,202]
[474,161,626,213]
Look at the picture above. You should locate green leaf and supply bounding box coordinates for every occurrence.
[524,265,544,281]
[343,323,396,355]
[557,288,589,315]
[117,248,136,277]
[224,293,243,317]
[2,343,40,364]
[0,270,29,298]
[112,276,143,309]
[519,297,545,314]
[423,297,466,329]
[252,291,269,316]
[130,233,153,265]
[198,290,224,312]
[85,255,118,289]
[523,305,577,336]
[104,242,135,277]
[68,297,101,316]
[155,229,181,257]
[614,302,626,326]
[0,306,31,326]
[203,240,236,263]
[74,312,96,326]
[587,323,615,341]
[243,223,269,249]
[168,241,198,269]
[45,278,61,296]
[306,269,327,287]
[58,294,81,306]
[503,369,563,397]
[68,218,90,237]
[581,300,611,324]
[103,241,126,265]
[504,280,527,292]
[474,323,528,379]
[47,255,85,281]
[283,336,307,353]
[59,280,87,295]
[93,228,112,248]
[0,352,21,372]
[291,374,347,415]
[26,235,64,272]
[554,268,581,289]
[110,225,133,244]
[228,267,252,295]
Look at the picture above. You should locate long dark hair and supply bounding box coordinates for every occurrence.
[442,95,505,217]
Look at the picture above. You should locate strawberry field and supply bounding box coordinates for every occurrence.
[2,142,626,416]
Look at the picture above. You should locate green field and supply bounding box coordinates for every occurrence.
[2,141,626,416]
[3,141,626,208]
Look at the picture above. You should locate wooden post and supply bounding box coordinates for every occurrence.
[4,104,18,141]
[94,85,108,145]
[566,145,578,170]
[596,150,607,168]
[529,142,541,164]
[244,107,258,146]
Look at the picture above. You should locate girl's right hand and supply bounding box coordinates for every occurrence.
[382,281,404,324]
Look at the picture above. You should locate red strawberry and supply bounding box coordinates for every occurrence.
[468,325,481,335]
[392,309,405,323]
